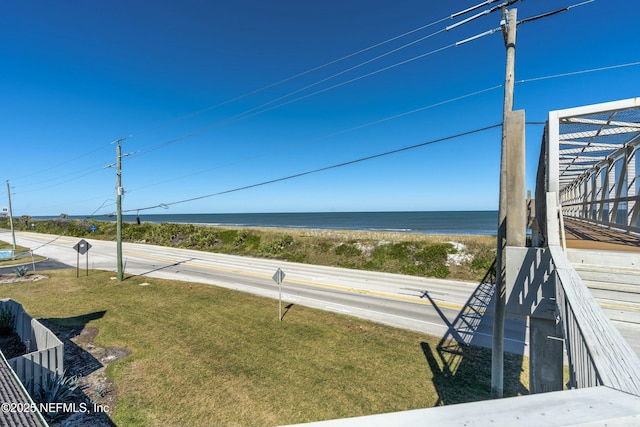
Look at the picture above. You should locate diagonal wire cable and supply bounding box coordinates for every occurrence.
[129,16,452,139]
[127,84,504,194]
[132,43,460,159]
[123,123,502,213]
[516,61,640,84]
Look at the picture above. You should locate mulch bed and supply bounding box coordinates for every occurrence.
[0,332,27,359]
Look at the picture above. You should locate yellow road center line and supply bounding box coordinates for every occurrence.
[19,236,639,314]
[123,249,469,311]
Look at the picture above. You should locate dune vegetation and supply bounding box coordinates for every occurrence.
[1,217,495,282]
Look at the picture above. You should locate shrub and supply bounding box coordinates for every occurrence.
[471,256,494,272]
[317,241,333,254]
[187,230,219,248]
[14,265,29,278]
[335,243,362,257]
[260,235,294,255]
[122,222,155,241]
[231,231,260,250]
[34,372,80,421]
[219,230,239,245]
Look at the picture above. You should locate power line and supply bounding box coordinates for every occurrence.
[6,0,606,206]
[129,4,513,159]
[126,84,505,194]
[127,16,453,140]
[15,163,110,194]
[127,2,506,140]
[516,61,640,84]
[451,0,504,19]
[4,14,452,191]
[447,0,518,31]
[517,0,595,26]
[6,2,511,194]
[14,55,634,199]
[131,42,462,159]
[8,141,113,182]
[122,123,502,213]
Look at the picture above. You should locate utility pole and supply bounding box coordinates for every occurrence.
[114,138,125,281]
[6,181,16,251]
[492,7,517,399]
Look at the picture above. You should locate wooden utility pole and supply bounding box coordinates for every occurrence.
[492,7,517,399]
[115,139,125,281]
[6,181,16,251]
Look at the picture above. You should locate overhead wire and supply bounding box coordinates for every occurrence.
[14,159,112,194]
[516,61,640,84]
[6,2,493,195]
[130,2,513,158]
[517,0,595,26]
[15,0,612,216]
[128,15,454,139]
[122,48,637,210]
[127,0,508,140]
[122,123,503,213]
[126,84,505,194]
[124,54,637,201]
[8,141,114,183]
[451,0,503,19]
[131,42,461,159]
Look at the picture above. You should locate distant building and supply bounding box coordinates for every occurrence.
[0,207,7,217]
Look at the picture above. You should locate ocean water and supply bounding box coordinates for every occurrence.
[75,211,498,235]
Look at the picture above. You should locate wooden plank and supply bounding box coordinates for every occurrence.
[551,245,640,395]
[285,386,640,427]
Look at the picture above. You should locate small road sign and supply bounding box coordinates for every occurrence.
[73,239,92,277]
[272,268,286,283]
[73,239,92,255]
[273,268,286,321]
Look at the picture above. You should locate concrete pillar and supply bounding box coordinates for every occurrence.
[506,109,526,247]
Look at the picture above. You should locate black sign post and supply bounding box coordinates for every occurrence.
[73,239,92,277]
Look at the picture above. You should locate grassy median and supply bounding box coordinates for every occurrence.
[0,269,528,426]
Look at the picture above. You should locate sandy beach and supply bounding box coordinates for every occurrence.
[213,224,495,244]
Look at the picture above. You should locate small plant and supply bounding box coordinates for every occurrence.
[0,306,15,336]
[14,265,29,278]
[260,235,294,255]
[95,383,107,398]
[34,372,81,421]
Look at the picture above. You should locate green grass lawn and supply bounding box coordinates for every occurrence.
[0,269,528,426]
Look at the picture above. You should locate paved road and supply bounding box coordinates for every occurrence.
[0,229,529,355]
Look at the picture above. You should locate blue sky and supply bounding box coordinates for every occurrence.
[2,0,639,216]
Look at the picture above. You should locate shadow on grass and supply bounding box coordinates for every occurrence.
[281,303,295,320]
[421,261,529,405]
[134,257,196,278]
[40,311,118,427]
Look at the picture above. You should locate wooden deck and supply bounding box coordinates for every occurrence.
[563,218,640,252]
